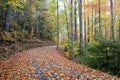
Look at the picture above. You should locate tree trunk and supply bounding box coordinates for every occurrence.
[84,18,87,47]
[78,0,83,55]
[118,19,120,40]
[70,0,75,60]
[64,2,69,39]
[36,3,40,38]
[94,10,97,37]
[57,0,59,50]
[110,0,114,40]
[98,0,101,34]
[5,5,11,32]
[105,24,107,38]
[87,0,90,43]
[87,16,90,42]
[74,0,78,41]
[91,4,94,39]
[36,17,38,38]
[84,0,86,47]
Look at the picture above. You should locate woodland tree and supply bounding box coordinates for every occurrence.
[70,0,75,60]
[57,0,59,50]
[78,0,83,54]
[110,0,115,40]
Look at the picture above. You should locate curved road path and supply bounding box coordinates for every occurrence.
[0,46,119,80]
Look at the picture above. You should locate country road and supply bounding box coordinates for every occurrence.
[0,46,119,80]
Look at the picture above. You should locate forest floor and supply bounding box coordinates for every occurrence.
[0,46,119,80]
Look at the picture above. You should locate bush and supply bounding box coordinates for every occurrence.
[1,30,29,42]
[2,31,13,41]
[62,39,79,59]
[11,30,28,40]
[84,37,120,77]
[22,30,28,37]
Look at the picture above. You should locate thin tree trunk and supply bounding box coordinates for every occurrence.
[87,0,90,43]
[57,0,59,50]
[94,10,97,37]
[94,27,96,37]
[36,3,40,38]
[84,0,86,47]
[87,16,90,42]
[74,0,78,41]
[110,0,114,40]
[98,0,101,34]
[23,6,27,30]
[31,23,34,37]
[78,0,83,55]
[64,2,69,39]
[84,19,86,47]
[5,5,11,32]
[70,0,74,60]
[91,4,94,39]
[118,19,120,40]
[36,20,39,38]
[105,23,107,38]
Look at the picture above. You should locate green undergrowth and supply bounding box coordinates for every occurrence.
[61,37,120,77]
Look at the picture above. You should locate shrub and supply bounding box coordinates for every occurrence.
[85,38,120,77]
[22,30,28,37]
[62,39,79,59]
[11,30,28,40]
[2,31,13,41]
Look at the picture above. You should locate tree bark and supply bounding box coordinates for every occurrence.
[84,18,87,47]
[78,0,83,55]
[64,2,69,39]
[5,5,11,32]
[105,23,107,38]
[110,0,114,40]
[98,0,101,34]
[70,0,75,60]
[118,19,120,40]
[57,0,59,50]
[87,16,90,42]
[91,3,94,39]
[74,0,78,41]
[84,0,86,47]
[94,10,97,37]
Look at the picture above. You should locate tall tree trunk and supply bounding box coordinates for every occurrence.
[118,19,120,40]
[84,19,87,47]
[23,6,27,30]
[98,0,101,34]
[94,10,97,37]
[57,0,59,50]
[36,4,40,38]
[87,0,90,43]
[110,0,114,40]
[70,0,74,60]
[105,23,107,38]
[36,20,39,38]
[84,0,86,47]
[87,16,90,42]
[64,2,69,39]
[29,0,34,38]
[91,3,94,39]
[74,0,78,41]
[31,22,34,37]
[78,0,83,54]
[5,5,11,32]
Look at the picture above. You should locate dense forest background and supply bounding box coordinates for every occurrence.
[0,0,56,60]
[0,0,120,77]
